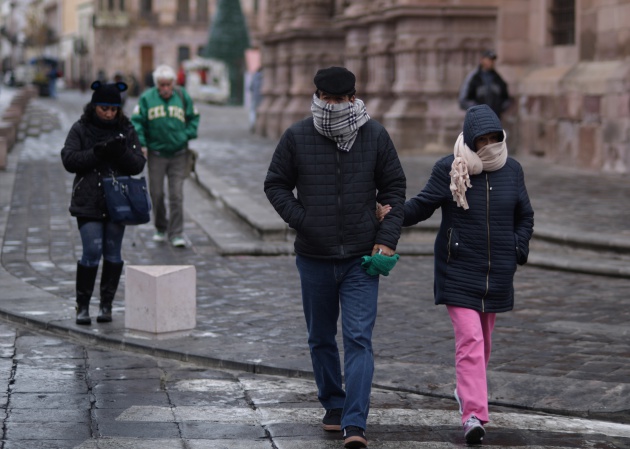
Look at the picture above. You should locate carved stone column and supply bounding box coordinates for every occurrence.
[291,0,333,29]
[384,6,498,153]
[344,26,369,98]
[343,0,372,17]
[263,41,292,138]
[255,43,275,136]
[272,0,295,32]
[364,22,396,124]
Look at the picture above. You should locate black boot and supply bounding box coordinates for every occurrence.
[76,262,99,325]
[97,260,124,323]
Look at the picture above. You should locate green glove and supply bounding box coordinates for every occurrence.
[361,253,400,276]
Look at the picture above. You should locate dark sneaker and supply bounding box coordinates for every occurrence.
[322,408,342,431]
[464,415,485,444]
[343,426,367,448]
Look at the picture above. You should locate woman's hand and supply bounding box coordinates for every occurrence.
[376,202,391,222]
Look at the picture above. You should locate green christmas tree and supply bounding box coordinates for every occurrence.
[203,0,250,105]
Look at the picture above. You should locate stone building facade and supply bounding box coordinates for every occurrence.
[255,0,630,174]
[67,0,260,91]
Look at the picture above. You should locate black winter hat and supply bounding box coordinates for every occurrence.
[91,80,128,106]
[314,66,356,96]
[463,104,504,150]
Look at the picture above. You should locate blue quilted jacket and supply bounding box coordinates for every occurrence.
[404,155,534,313]
[264,117,406,259]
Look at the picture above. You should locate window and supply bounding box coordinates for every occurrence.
[177,0,189,21]
[197,0,208,22]
[550,0,575,45]
[178,46,191,63]
[140,0,152,14]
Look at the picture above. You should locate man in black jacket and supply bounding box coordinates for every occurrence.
[264,67,406,449]
[458,50,511,118]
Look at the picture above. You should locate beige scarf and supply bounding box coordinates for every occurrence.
[449,131,507,209]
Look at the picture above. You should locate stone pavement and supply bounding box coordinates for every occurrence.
[0,86,628,439]
[3,320,629,448]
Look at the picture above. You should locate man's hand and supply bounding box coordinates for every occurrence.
[372,244,395,257]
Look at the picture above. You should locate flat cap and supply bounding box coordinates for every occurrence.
[313,66,356,95]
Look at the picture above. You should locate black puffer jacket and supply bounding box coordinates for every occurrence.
[404,155,534,313]
[264,118,406,259]
[61,113,146,220]
[459,67,510,118]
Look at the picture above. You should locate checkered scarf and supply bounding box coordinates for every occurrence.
[311,94,370,152]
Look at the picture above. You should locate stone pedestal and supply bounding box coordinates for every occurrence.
[0,137,7,169]
[0,121,16,149]
[124,265,196,338]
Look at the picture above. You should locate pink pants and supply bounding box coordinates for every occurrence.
[447,305,496,425]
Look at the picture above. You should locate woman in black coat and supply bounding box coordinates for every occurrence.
[61,81,146,325]
[379,105,533,444]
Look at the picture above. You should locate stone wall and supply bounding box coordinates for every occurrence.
[257,1,499,155]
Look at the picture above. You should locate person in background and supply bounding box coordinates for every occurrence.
[264,66,406,449]
[47,65,59,98]
[61,81,146,325]
[378,104,533,444]
[249,67,263,133]
[458,50,511,118]
[131,64,200,248]
[177,64,187,87]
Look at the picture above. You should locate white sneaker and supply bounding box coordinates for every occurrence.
[454,388,463,415]
[171,236,186,248]
[152,232,166,242]
[464,415,485,444]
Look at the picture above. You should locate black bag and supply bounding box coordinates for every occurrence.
[102,174,151,225]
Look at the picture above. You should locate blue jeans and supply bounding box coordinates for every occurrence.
[296,254,379,430]
[78,220,125,267]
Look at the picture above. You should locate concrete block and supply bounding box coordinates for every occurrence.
[125,265,196,337]
[0,137,6,169]
[0,122,15,149]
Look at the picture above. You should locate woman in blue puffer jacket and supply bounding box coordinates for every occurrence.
[380,104,534,444]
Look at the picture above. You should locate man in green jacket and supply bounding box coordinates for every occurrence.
[131,64,200,247]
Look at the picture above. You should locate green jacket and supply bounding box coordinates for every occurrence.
[131,87,200,156]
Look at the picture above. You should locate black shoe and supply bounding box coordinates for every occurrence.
[75,305,91,325]
[322,408,342,431]
[343,426,367,448]
[96,304,112,323]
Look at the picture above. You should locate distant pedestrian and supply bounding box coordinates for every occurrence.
[378,104,534,444]
[458,50,511,118]
[61,81,146,325]
[131,64,200,248]
[249,67,263,133]
[264,66,406,449]
[47,66,59,98]
[177,64,187,87]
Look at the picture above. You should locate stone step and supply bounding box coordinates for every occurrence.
[189,164,630,277]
